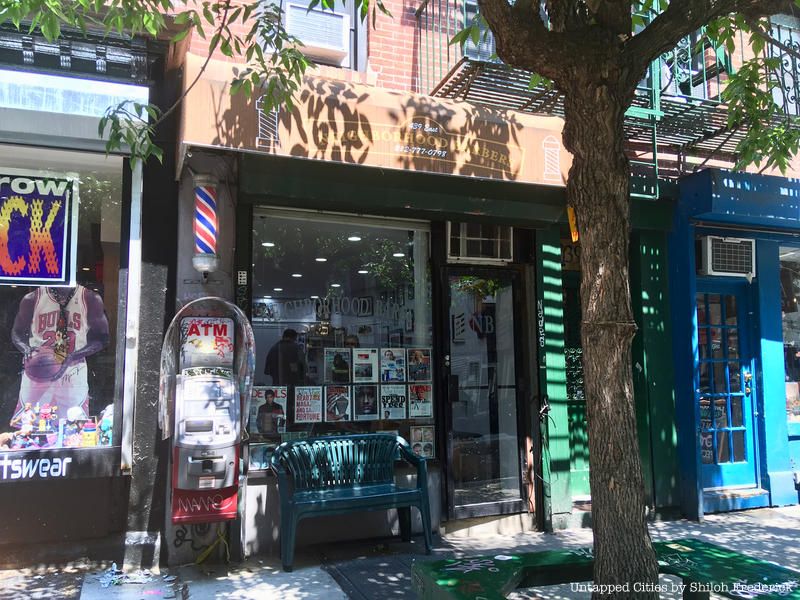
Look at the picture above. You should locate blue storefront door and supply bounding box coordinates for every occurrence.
[695,282,759,490]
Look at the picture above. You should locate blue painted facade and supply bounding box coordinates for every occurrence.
[670,169,800,518]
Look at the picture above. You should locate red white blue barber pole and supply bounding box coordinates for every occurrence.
[192,176,219,275]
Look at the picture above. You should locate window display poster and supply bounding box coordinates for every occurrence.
[380,348,406,382]
[325,348,351,383]
[4,284,113,451]
[249,442,276,470]
[294,386,323,423]
[354,384,379,421]
[410,425,435,458]
[325,385,352,422]
[408,384,433,418]
[250,386,287,435]
[380,384,407,420]
[352,348,378,383]
[0,171,77,286]
[407,348,432,382]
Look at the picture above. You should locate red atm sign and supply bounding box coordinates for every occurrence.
[0,171,77,286]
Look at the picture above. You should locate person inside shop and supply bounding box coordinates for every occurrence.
[264,328,307,385]
[344,334,360,348]
[256,388,285,434]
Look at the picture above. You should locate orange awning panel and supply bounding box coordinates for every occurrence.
[179,53,572,187]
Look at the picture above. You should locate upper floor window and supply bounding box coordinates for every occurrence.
[281,0,366,71]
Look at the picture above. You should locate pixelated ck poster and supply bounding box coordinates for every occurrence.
[0,170,77,286]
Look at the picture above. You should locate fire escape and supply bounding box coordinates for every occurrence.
[415,3,800,199]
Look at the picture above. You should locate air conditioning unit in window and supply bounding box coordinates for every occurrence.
[699,236,756,278]
[284,3,350,66]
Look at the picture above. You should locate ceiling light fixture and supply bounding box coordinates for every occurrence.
[330,283,341,288]
[347,236,362,242]
[393,252,405,257]
[262,242,275,247]
[315,257,327,262]
[358,270,368,274]
[274,287,283,292]
[292,273,302,278]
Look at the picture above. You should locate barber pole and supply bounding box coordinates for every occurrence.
[191,176,219,275]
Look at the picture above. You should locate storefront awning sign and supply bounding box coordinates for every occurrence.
[0,170,77,287]
[179,53,572,187]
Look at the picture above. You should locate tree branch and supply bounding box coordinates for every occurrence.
[585,0,632,36]
[478,0,592,83]
[623,0,796,87]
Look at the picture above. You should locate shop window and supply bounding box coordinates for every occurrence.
[247,210,434,467]
[448,222,512,263]
[0,145,125,451]
[780,246,800,424]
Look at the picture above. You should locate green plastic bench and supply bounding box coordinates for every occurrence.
[271,433,433,571]
[412,538,800,600]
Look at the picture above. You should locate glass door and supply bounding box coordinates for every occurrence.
[695,282,759,490]
[445,269,527,518]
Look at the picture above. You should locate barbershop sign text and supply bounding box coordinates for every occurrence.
[0,171,77,286]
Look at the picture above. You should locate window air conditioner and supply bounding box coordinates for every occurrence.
[699,236,756,278]
[284,3,350,66]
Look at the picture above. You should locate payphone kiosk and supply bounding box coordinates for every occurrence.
[159,299,255,525]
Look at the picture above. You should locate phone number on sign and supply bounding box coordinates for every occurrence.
[395,145,448,158]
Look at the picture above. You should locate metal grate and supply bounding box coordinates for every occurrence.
[710,237,754,275]
[256,98,280,151]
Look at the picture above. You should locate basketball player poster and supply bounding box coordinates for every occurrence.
[6,285,109,448]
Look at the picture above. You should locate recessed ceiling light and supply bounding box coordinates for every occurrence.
[292,273,302,278]
[330,283,341,288]
[393,252,404,257]
[262,242,275,247]
[315,257,327,262]
[347,236,362,242]
[358,270,368,274]
[310,295,319,299]
[81,267,91,271]
[273,287,283,291]
[265,295,272,299]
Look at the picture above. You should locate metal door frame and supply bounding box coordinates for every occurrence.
[695,278,761,491]
[439,265,531,520]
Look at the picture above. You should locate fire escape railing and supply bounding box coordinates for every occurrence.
[415,3,800,198]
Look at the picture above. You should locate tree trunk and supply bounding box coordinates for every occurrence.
[562,77,659,599]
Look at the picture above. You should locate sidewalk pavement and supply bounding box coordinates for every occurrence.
[2,506,798,600]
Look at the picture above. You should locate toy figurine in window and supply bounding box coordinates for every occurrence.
[98,404,114,446]
[11,285,110,423]
[9,401,36,429]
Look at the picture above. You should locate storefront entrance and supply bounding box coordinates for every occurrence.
[444,268,529,518]
[695,281,760,492]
